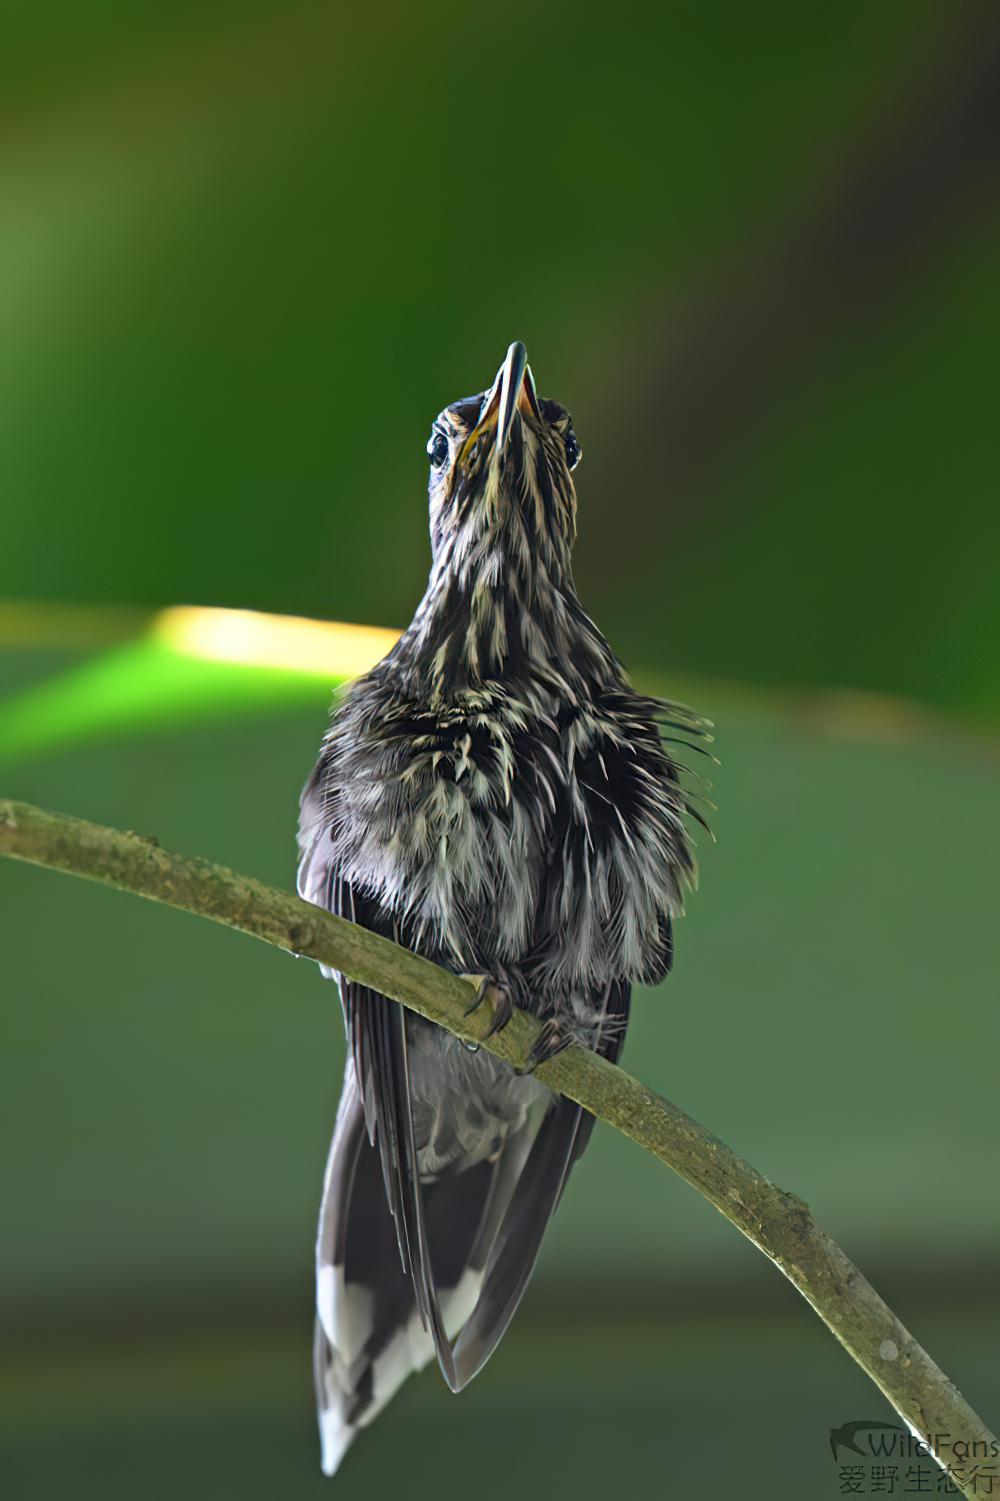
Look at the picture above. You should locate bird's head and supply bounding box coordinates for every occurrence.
[424,342,581,576]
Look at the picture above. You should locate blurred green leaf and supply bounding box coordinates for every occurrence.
[0,606,419,759]
[0,636,333,761]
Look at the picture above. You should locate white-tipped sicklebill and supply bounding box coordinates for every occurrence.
[297,342,710,1474]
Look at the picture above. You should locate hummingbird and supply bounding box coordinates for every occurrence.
[297,342,708,1473]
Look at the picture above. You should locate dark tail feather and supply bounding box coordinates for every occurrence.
[387,983,630,1397]
[437,980,631,1389]
[447,1096,584,1387]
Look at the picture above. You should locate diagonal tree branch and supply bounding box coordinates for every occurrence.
[0,796,994,1493]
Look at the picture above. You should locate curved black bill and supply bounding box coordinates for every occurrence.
[496,341,529,452]
[460,341,540,465]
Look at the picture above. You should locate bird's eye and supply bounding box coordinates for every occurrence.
[427,430,449,468]
[563,427,581,471]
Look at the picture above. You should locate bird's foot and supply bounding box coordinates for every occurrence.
[460,972,515,1039]
[516,1018,573,1076]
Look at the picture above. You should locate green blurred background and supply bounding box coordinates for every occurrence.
[1,2,998,1496]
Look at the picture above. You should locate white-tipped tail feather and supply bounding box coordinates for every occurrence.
[317,1267,484,1475]
[315,1066,496,1476]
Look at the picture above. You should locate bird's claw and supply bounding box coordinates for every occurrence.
[462,974,491,1016]
[516,1019,573,1076]
[460,973,515,1038]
